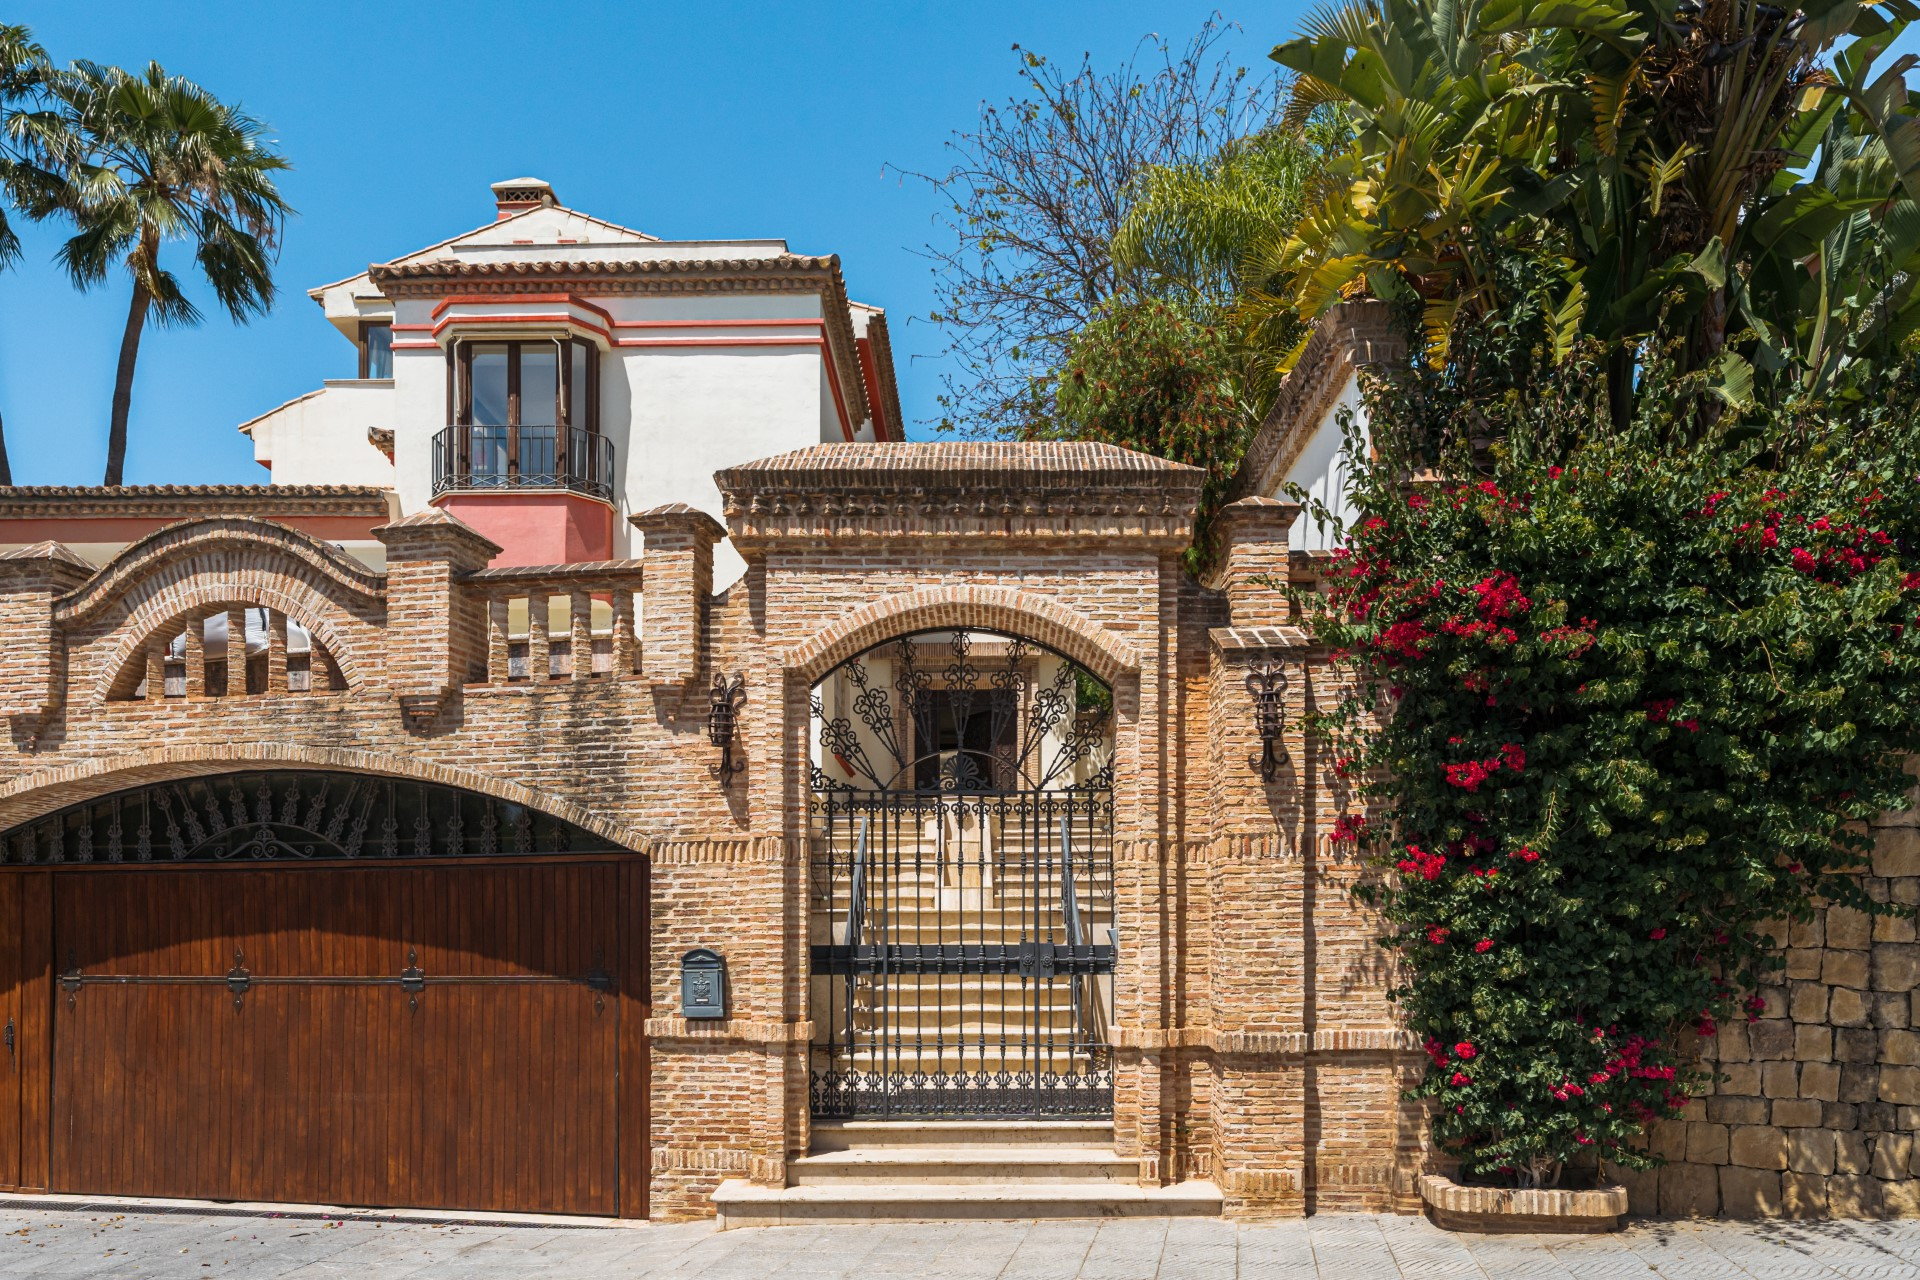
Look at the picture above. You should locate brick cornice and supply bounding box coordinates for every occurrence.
[52,518,386,626]
[716,442,1202,548]
[0,484,394,521]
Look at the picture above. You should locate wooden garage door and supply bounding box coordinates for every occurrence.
[41,862,633,1216]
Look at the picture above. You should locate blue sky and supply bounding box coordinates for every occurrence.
[0,5,1913,486]
[0,2,1296,486]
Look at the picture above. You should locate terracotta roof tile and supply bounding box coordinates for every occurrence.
[722,441,1200,478]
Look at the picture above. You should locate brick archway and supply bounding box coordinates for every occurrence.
[783,584,1142,687]
[0,742,650,853]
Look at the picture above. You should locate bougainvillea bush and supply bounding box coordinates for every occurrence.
[1312,359,1920,1188]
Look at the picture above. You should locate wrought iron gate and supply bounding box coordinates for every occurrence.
[808,629,1115,1119]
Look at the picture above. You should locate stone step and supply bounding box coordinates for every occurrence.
[713,1178,1222,1227]
[789,1146,1138,1185]
[809,1120,1114,1150]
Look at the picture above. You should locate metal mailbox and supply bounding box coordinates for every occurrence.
[680,947,727,1019]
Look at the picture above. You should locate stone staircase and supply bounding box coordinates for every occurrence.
[711,1122,1223,1226]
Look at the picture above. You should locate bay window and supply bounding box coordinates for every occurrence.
[433,337,610,499]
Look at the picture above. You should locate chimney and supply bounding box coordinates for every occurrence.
[490,177,559,221]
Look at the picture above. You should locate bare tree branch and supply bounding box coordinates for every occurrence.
[895,14,1285,436]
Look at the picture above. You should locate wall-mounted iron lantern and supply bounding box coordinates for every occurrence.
[1245,659,1288,782]
[680,947,727,1019]
[707,672,747,783]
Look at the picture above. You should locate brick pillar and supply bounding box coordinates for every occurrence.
[0,542,91,728]
[374,509,500,725]
[226,607,249,696]
[611,587,637,677]
[144,641,168,701]
[630,503,725,693]
[487,597,510,684]
[1209,498,1300,627]
[570,590,592,681]
[266,611,289,693]
[527,596,551,682]
[183,614,208,699]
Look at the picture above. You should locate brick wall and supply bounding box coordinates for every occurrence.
[8,435,1903,1225]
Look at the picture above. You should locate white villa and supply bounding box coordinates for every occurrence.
[237,177,901,575]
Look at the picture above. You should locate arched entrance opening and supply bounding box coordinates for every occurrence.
[0,770,647,1218]
[808,628,1116,1119]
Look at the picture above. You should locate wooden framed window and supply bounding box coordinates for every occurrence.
[358,322,393,379]
[451,339,600,484]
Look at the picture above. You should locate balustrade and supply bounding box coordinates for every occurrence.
[127,606,346,701]
[464,561,642,687]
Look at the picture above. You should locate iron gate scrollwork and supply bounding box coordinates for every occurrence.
[809,628,1116,1120]
[0,771,621,865]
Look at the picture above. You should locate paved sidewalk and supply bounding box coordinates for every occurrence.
[4,1205,1920,1277]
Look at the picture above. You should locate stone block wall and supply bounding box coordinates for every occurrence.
[1621,809,1920,1219]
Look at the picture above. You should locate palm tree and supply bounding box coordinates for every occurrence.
[47,61,290,485]
[0,24,55,485]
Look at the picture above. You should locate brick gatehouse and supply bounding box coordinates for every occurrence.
[0,435,1912,1224]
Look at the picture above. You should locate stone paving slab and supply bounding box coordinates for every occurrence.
[5,1207,1920,1277]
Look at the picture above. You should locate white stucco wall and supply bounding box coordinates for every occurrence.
[1282,376,1367,552]
[244,381,398,488]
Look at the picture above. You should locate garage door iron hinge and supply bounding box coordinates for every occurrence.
[227,949,251,1009]
[401,948,425,1009]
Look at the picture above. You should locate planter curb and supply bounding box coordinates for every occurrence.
[1418,1173,1628,1234]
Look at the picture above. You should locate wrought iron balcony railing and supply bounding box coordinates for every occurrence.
[431,424,615,501]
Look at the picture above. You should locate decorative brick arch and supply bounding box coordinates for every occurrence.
[55,517,384,626]
[56,520,388,704]
[91,580,374,703]
[783,584,1142,685]
[0,742,650,853]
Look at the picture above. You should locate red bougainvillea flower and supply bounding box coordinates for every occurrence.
[1649,928,1666,940]
[1510,846,1540,863]
[1445,759,1498,791]
[1474,572,1531,620]
[1424,1036,1448,1067]
[1454,1041,1477,1060]
[1791,547,1819,574]
[1329,813,1368,844]
[1449,1072,1472,1087]
[1426,926,1451,945]
[1397,846,1447,881]
[1474,938,1494,953]
[1499,742,1526,772]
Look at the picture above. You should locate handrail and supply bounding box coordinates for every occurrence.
[846,816,869,951]
[843,815,870,1071]
[1060,814,1087,1046]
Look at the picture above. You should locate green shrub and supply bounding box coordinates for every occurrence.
[1310,357,1920,1187]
